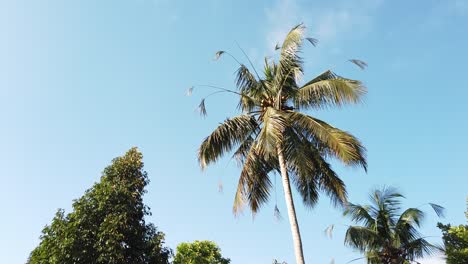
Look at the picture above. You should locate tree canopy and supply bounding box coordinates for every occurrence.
[438,197,468,264]
[343,187,441,264]
[27,148,171,264]
[173,240,230,264]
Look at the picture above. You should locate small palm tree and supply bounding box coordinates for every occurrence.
[198,24,367,264]
[344,187,443,264]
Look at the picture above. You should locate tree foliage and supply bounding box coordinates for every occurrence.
[438,197,468,264]
[197,23,367,215]
[27,148,171,264]
[344,187,441,264]
[173,240,230,264]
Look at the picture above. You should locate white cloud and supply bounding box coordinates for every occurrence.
[264,0,383,53]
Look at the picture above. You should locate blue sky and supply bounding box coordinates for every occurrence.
[1,0,467,263]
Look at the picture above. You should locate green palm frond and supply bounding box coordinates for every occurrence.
[273,24,305,96]
[283,128,348,208]
[232,136,255,165]
[283,129,320,207]
[397,208,424,228]
[294,70,366,109]
[236,64,260,93]
[256,108,287,157]
[290,112,367,170]
[345,226,380,252]
[344,204,376,228]
[199,115,258,169]
[233,146,274,215]
[402,237,440,260]
[235,64,264,112]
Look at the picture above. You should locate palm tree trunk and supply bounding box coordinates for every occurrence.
[277,145,305,264]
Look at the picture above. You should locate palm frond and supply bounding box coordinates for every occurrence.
[256,108,287,157]
[294,70,366,109]
[235,64,263,112]
[232,136,254,166]
[396,208,425,243]
[290,112,367,170]
[233,146,273,215]
[306,37,319,47]
[236,64,259,93]
[325,224,335,239]
[397,208,424,228]
[186,86,193,96]
[344,203,376,228]
[284,128,348,207]
[281,23,305,54]
[402,238,439,260]
[346,257,366,264]
[275,43,281,50]
[199,115,258,169]
[198,99,207,117]
[349,59,368,70]
[344,226,380,252]
[372,187,404,215]
[274,205,282,221]
[214,50,225,60]
[428,203,445,218]
[273,24,305,96]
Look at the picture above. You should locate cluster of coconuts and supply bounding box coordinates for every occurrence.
[260,96,289,111]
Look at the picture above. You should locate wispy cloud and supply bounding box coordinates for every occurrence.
[264,0,383,53]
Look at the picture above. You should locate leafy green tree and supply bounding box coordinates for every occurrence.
[173,240,230,264]
[438,197,468,263]
[197,24,367,264]
[27,148,171,264]
[344,187,442,264]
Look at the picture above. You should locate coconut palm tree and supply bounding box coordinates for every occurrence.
[344,187,443,264]
[197,24,367,264]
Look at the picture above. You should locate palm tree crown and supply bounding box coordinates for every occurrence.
[344,187,442,264]
[198,24,367,214]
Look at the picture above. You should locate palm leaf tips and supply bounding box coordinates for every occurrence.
[198,115,258,170]
[325,224,334,239]
[214,50,225,61]
[349,59,368,70]
[295,70,367,109]
[186,86,194,96]
[198,99,207,117]
[275,43,281,50]
[428,203,445,218]
[306,37,319,47]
